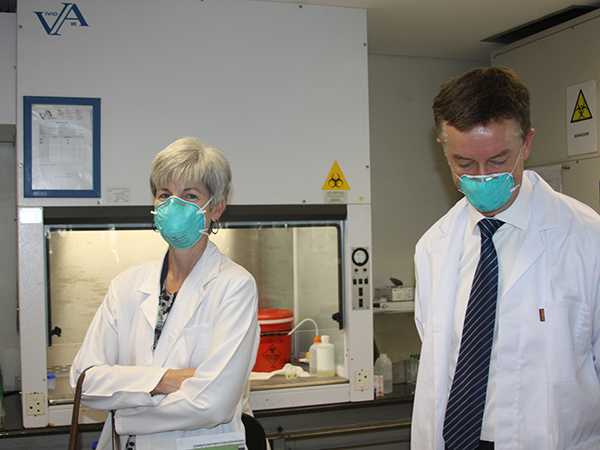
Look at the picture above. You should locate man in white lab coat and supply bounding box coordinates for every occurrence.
[411,67,600,450]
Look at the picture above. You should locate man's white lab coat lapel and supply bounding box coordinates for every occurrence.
[500,177,559,297]
[429,203,467,335]
[428,200,469,445]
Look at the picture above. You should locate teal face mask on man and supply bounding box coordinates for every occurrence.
[457,151,522,213]
[153,196,212,249]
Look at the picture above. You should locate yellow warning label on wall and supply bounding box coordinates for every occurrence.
[570,89,593,123]
[322,161,350,191]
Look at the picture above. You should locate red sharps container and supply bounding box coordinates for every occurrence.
[253,308,294,372]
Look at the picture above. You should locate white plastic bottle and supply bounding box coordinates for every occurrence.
[374,353,393,394]
[308,335,321,375]
[315,335,335,377]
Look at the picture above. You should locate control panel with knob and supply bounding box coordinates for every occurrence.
[351,247,371,311]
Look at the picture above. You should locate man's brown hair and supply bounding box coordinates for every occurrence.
[433,67,531,138]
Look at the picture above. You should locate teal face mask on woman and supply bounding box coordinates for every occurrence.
[153,196,212,249]
[458,151,522,213]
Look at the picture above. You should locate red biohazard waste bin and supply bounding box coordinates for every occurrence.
[253,308,294,372]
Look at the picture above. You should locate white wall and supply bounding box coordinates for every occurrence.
[369,54,476,288]
[0,13,16,125]
[493,11,600,213]
[493,11,600,212]
[493,10,600,168]
[368,54,478,364]
[562,157,600,212]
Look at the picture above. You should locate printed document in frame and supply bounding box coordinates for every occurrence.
[23,96,101,197]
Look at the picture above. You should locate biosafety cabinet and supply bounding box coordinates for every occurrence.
[15,0,374,428]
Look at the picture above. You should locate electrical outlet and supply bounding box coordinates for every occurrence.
[353,368,370,392]
[25,392,46,416]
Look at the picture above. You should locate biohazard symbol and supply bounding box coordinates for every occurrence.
[570,90,593,123]
[322,161,350,191]
[265,345,282,369]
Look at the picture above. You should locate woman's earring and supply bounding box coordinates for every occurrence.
[210,220,221,235]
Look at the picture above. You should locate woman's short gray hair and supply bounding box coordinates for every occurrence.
[150,137,232,205]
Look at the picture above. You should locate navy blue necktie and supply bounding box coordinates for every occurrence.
[443,218,504,450]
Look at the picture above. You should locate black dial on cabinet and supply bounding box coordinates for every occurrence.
[351,247,369,266]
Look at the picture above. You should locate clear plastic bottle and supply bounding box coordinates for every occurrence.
[47,371,56,392]
[315,335,335,377]
[405,353,420,393]
[374,353,393,394]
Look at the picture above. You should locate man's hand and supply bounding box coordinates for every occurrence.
[151,368,196,395]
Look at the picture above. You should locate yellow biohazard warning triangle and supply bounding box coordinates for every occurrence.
[322,161,350,191]
[570,90,593,123]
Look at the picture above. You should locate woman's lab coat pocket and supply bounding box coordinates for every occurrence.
[183,324,211,367]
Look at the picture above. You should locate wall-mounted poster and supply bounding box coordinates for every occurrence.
[24,96,100,197]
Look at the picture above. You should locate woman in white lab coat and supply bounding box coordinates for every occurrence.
[70,137,260,450]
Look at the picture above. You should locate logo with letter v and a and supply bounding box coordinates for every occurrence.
[34,3,89,36]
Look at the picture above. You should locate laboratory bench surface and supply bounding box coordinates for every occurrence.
[0,385,414,449]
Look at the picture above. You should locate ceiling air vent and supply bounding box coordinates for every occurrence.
[482,5,598,44]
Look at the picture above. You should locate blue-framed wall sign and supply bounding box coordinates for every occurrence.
[24,96,101,198]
